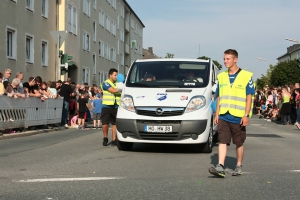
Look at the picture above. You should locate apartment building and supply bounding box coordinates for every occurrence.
[0,0,57,82]
[60,0,144,85]
[277,44,300,63]
[0,0,144,86]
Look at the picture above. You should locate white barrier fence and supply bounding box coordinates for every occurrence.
[0,96,63,130]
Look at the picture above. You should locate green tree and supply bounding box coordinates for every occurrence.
[165,53,174,58]
[270,59,300,87]
[197,56,222,70]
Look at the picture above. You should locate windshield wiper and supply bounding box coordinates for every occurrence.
[131,82,150,87]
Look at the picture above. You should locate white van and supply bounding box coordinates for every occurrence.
[116,58,218,153]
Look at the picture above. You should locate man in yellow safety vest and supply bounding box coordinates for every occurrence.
[101,68,121,146]
[209,49,255,177]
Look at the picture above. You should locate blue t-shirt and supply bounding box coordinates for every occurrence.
[93,99,102,113]
[102,81,119,109]
[216,70,255,124]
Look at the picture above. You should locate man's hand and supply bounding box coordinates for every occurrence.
[240,116,249,126]
[214,115,219,125]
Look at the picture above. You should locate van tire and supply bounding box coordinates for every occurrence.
[213,131,219,143]
[197,126,213,153]
[116,138,133,151]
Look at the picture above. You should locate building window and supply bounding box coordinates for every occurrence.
[99,71,105,85]
[93,21,96,42]
[99,40,104,57]
[83,31,90,51]
[26,34,34,63]
[7,27,17,59]
[26,0,34,11]
[120,53,124,66]
[41,0,48,18]
[99,9,105,27]
[93,53,96,74]
[120,4,124,18]
[82,67,90,84]
[112,0,116,10]
[106,15,110,32]
[41,40,48,66]
[120,29,124,42]
[93,0,96,10]
[68,4,77,34]
[83,0,90,17]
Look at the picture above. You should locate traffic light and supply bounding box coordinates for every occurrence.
[297,58,300,68]
[60,54,73,75]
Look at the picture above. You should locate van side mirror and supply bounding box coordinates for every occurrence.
[212,81,217,93]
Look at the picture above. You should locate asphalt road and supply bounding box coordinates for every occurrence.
[1,116,300,200]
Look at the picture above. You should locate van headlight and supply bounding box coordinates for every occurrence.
[185,96,206,113]
[120,95,135,112]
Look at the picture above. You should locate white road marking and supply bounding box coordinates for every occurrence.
[289,170,300,172]
[15,177,124,183]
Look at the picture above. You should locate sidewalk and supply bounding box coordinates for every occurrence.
[0,125,66,140]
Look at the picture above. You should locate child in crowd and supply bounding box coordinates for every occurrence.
[70,112,79,129]
[295,89,300,129]
[69,96,77,126]
[77,91,90,129]
[91,93,102,129]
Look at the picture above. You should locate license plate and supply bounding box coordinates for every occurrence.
[144,125,172,133]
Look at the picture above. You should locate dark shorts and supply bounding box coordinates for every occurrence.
[217,119,246,146]
[93,113,101,120]
[101,107,117,125]
[79,112,85,119]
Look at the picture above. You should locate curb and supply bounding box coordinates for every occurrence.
[0,126,67,140]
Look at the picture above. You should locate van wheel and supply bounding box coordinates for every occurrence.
[116,138,133,151]
[197,126,213,153]
[213,131,219,143]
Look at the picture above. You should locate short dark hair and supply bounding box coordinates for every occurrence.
[109,68,118,75]
[0,72,3,79]
[224,49,238,58]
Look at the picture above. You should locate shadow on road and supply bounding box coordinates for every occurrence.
[209,153,237,170]
[130,142,218,154]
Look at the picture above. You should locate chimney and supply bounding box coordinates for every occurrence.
[148,47,153,54]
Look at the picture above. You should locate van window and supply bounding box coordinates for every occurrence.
[126,61,210,88]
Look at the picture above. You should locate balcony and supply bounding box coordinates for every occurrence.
[125,21,129,33]
[125,44,130,55]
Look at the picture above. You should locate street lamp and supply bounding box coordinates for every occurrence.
[285,38,299,43]
[256,57,277,63]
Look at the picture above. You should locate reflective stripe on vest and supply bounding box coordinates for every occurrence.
[102,79,121,105]
[218,70,253,118]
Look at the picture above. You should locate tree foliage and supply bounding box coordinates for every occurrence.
[197,56,222,70]
[269,59,300,87]
[165,53,174,58]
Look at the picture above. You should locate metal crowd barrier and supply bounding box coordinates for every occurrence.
[0,96,63,130]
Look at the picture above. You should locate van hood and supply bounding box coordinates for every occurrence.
[122,88,207,107]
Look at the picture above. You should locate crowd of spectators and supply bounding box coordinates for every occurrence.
[0,68,103,134]
[253,83,300,129]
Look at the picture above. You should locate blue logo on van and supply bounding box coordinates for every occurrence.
[156,93,167,101]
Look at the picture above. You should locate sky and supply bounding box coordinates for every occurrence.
[126,0,300,80]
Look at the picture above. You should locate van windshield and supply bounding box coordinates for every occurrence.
[126,60,210,88]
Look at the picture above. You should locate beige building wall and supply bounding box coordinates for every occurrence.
[0,0,57,82]
[61,0,144,86]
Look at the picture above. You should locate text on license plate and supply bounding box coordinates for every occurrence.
[144,125,172,132]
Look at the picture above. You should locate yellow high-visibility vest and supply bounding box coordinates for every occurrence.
[102,79,121,106]
[218,69,253,118]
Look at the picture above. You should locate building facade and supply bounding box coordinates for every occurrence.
[0,0,144,86]
[277,44,300,63]
[0,0,57,82]
[59,0,144,85]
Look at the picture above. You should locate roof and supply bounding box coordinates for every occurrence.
[124,0,145,28]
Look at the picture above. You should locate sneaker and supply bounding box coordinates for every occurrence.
[110,140,117,146]
[296,124,300,130]
[103,137,108,146]
[232,165,243,176]
[92,126,96,129]
[64,124,69,128]
[267,119,271,122]
[208,164,225,178]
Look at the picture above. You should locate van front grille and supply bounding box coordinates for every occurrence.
[135,107,184,117]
